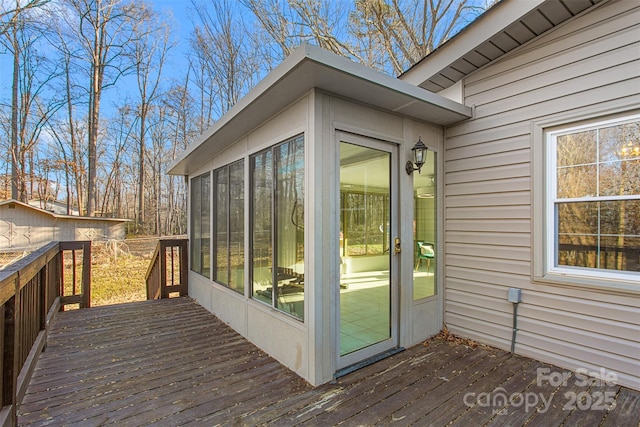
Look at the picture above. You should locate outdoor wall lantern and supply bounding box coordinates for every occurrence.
[405,137,427,175]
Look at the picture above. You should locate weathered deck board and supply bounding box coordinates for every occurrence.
[17,297,640,426]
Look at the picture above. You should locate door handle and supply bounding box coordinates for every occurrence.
[394,238,401,254]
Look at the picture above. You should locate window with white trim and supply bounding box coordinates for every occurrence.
[213,160,244,293]
[250,134,305,320]
[547,115,640,280]
[190,172,211,278]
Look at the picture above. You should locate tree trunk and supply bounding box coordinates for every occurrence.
[138,104,147,233]
[10,24,20,201]
[87,57,100,216]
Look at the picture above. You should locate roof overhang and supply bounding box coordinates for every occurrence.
[168,43,472,176]
[400,0,603,91]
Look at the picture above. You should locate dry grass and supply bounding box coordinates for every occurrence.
[91,254,148,305]
[58,239,157,307]
[1,239,159,307]
[89,239,158,306]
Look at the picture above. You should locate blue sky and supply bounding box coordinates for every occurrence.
[150,0,195,56]
[0,0,489,124]
[0,0,195,104]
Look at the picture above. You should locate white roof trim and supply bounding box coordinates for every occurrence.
[168,43,472,176]
[400,0,602,91]
[400,0,546,86]
[0,199,131,222]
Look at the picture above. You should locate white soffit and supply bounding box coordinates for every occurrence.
[168,43,471,176]
[400,0,603,91]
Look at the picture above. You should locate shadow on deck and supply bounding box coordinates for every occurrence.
[18,297,640,426]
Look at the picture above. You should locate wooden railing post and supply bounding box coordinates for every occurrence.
[59,241,91,310]
[145,238,188,300]
[81,242,91,309]
[160,241,168,299]
[179,239,188,297]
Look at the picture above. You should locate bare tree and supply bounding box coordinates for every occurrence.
[239,0,483,76]
[129,4,173,233]
[99,103,136,217]
[47,118,81,214]
[240,0,355,66]
[239,0,298,60]
[57,36,86,214]
[1,3,63,201]
[190,0,262,119]
[188,52,215,133]
[162,78,196,235]
[0,0,49,37]
[350,0,484,75]
[59,0,145,216]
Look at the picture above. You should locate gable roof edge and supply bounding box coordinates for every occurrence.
[399,0,546,86]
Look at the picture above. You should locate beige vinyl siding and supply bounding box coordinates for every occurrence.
[443,0,640,390]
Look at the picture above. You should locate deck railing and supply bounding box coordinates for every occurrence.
[145,238,188,300]
[0,240,91,427]
[59,241,91,309]
[558,243,639,272]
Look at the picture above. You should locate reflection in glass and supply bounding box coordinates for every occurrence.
[601,200,640,271]
[556,200,639,272]
[553,118,639,273]
[190,172,210,278]
[190,176,202,273]
[599,123,640,162]
[250,135,305,320]
[229,162,245,293]
[557,165,596,199]
[214,168,228,285]
[212,161,244,293]
[202,177,211,277]
[413,150,437,300]
[251,150,274,304]
[275,137,305,318]
[557,130,596,167]
[557,202,599,236]
[600,160,640,197]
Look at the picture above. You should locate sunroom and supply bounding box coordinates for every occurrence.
[169,43,471,386]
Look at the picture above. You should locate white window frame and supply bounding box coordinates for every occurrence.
[212,160,244,293]
[190,171,211,279]
[543,113,640,286]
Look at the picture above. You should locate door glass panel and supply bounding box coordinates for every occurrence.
[413,150,437,299]
[340,142,391,356]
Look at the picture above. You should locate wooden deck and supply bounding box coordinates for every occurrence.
[18,297,640,426]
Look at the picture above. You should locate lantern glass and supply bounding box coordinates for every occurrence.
[406,137,428,175]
